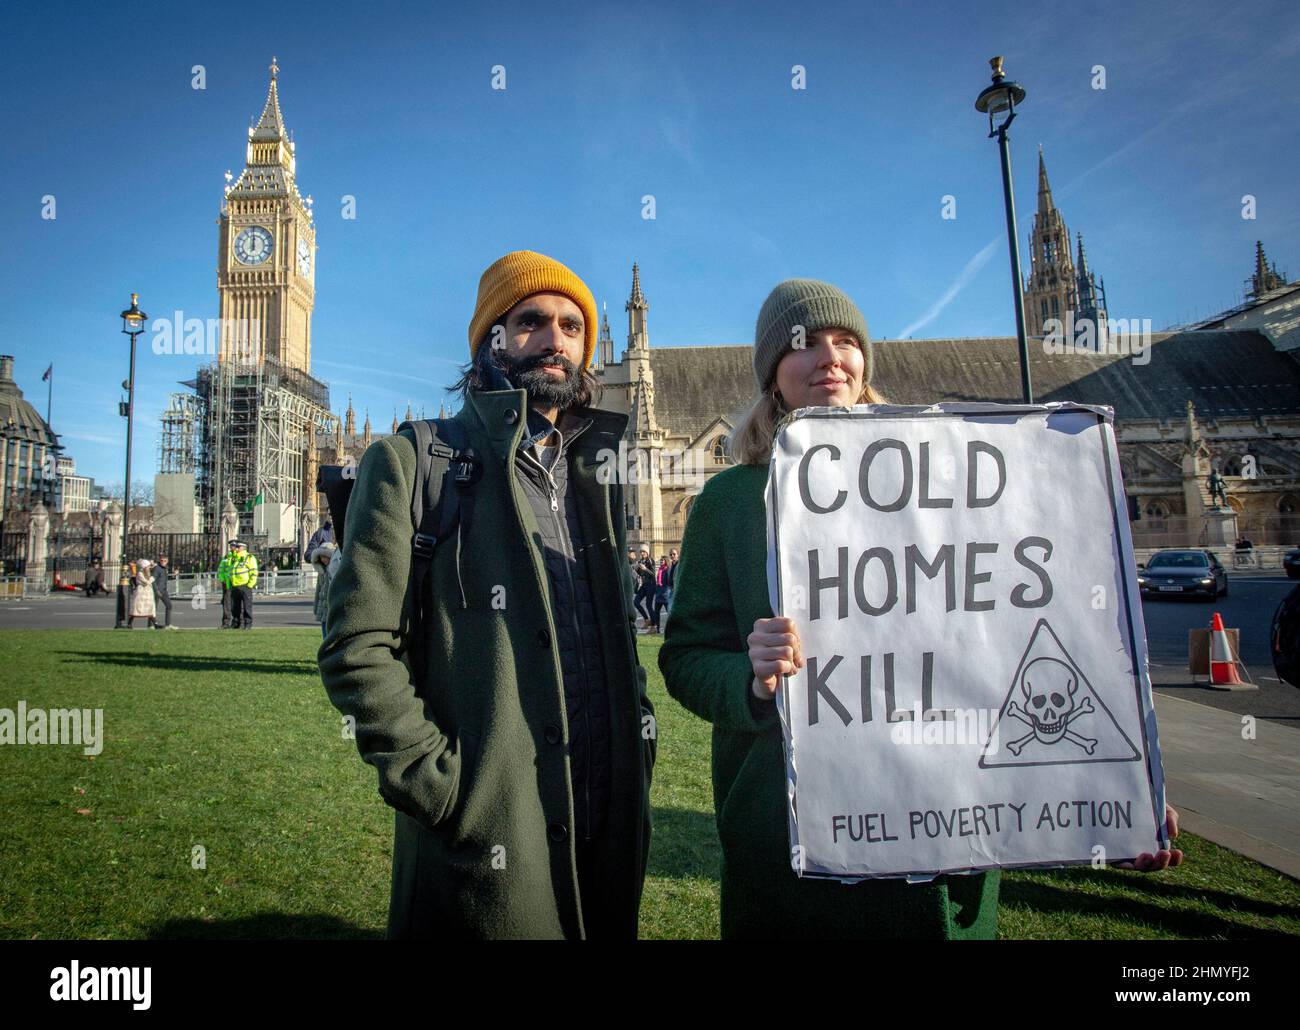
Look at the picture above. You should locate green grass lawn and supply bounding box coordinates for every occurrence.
[1,628,1296,939]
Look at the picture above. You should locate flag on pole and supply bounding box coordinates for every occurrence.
[42,363,52,381]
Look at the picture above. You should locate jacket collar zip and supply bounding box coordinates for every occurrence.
[516,410,593,512]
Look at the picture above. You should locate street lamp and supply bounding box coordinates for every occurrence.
[115,292,147,627]
[975,56,1033,404]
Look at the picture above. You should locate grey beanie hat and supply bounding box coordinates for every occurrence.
[753,278,872,393]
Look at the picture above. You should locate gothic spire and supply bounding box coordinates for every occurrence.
[251,57,287,142]
[627,263,648,311]
[234,56,297,187]
[1076,232,1089,275]
[391,411,399,434]
[625,263,650,354]
[345,395,355,436]
[1250,240,1285,298]
[1036,146,1055,215]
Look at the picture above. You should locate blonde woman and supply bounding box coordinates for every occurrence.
[661,279,1181,939]
[659,279,998,940]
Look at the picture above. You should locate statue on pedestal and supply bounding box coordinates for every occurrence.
[1206,466,1228,510]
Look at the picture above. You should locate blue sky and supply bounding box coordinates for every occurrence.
[1,0,1296,487]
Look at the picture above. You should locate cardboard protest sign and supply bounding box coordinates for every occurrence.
[766,402,1167,880]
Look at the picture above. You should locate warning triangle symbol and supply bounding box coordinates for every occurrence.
[979,618,1140,768]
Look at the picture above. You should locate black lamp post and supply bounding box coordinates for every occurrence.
[115,293,147,627]
[975,56,1033,404]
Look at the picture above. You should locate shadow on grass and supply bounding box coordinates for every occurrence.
[147,912,381,940]
[55,651,318,676]
[1024,864,1300,920]
[1002,873,1299,938]
[648,806,720,882]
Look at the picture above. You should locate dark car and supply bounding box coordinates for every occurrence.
[1137,549,1228,600]
[1284,548,1300,580]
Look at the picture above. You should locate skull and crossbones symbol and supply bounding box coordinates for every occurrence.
[1005,657,1096,755]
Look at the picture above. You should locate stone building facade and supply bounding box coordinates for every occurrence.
[0,355,60,524]
[592,265,1300,557]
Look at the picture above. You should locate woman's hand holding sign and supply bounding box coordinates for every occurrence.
[749,616,804,701]
[1114,805,1184,872]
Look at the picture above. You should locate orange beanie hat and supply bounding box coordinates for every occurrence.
[467,250,598,368]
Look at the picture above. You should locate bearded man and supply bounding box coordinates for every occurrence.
[320,250,655,939]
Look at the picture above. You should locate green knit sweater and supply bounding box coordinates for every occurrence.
[660,463,1001,939]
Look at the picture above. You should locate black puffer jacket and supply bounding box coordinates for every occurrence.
[514,411,612,841]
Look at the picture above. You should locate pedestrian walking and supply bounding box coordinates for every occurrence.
[650,556,670,633]
[633,548,656,628]
[128,558,158,629]
[152,555,177,629]
[665,548,679,614]
[311,541,337,638]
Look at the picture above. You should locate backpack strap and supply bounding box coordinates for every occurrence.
[399,418,478,622]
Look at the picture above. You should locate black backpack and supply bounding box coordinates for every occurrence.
[316,418,481,615]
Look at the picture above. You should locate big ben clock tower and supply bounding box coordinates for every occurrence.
[194,58,333,545]
[217,57,316,370]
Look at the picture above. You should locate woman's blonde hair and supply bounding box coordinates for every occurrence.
[729,378,887,466]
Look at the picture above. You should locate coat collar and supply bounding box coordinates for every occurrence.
[464,388,628,468]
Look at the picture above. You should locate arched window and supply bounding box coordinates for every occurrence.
[1051,296,1060,319]
[711,437,728,465]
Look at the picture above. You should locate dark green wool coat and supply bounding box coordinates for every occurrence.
[319,388,654,940]
[659,462,1001,939]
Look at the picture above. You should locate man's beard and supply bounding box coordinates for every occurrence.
[495,350,584,410]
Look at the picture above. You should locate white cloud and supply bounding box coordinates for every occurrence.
[895,239,1000,339]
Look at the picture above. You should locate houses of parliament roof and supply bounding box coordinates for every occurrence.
[644,330,1300,447]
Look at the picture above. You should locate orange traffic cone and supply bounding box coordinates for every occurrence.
[1209,612,1244,686]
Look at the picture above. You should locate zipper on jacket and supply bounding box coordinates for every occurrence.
[523,447,594,841]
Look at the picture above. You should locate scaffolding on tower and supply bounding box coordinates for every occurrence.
[158,393,202,474]
[189,356,333,537]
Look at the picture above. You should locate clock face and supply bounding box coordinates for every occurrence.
[297,237,312,276]
[234,226,273,265]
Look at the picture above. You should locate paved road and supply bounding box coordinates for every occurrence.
[0,592,322,631]
[1143,571,1299,727]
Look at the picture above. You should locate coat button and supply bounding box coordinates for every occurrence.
[537,628,550,648]
[548,822,568,843]
[504,409,519,425]
[545,724,562,745]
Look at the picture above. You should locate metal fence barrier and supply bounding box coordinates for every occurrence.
[0,576,52,600]
[166,569,320,600]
